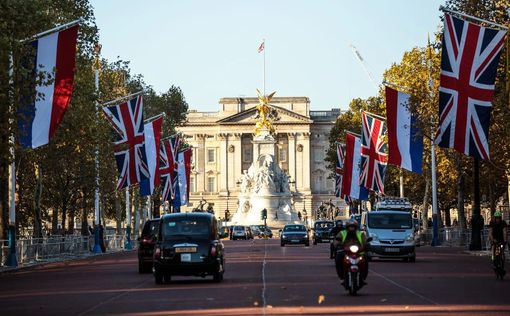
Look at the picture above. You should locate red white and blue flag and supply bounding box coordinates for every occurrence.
[360,112,388,194]
[174,148,192,209]
[140,116,163,196]
[435,13,507,160]
[19,25,79,149]
[385,86,423,174]
[103,95,149,190]
[160,134,181,202]
[335,143,345,198]
[341,132,369,201]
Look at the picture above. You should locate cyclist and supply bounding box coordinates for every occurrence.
[489,211,508,264]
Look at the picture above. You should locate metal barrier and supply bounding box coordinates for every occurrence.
[0,234,136,267]
[417,228,497,250]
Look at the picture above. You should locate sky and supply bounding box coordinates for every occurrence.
[91,0,445,111]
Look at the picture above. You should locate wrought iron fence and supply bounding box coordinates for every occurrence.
[0,234,136,267]
[417,228,496,249]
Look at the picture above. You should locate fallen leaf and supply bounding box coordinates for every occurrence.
[405,306,410,310]
[318,295,326,304]
[267,305,273,309]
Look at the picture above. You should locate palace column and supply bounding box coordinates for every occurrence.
[232,133,242,188]
[196,134,207,192]
[288,133,297,191]
[218,133,229,194]
[300,132,311,191]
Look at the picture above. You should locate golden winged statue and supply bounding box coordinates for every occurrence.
[255,89,276,137]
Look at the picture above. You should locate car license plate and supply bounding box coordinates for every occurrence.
[180,253,192,262]
[385,248,399,253]
[175,247,197,253]
[291,239,299,243]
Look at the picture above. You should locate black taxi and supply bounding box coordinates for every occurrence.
[153,212,225,284]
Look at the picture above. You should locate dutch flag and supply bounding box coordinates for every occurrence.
[140,116,163,196]
[18,25,79,149]
[385,86,423,174]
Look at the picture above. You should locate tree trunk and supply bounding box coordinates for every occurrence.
[61,202,67,235]
[115,190,121,235]
[33,164,43,238]
[444,208,451,227]
[489,180,496,216]
[51,205,58,235]
[456,158,467,229]
[69,196,77,235]
[80,192,89,236]
[153,195,161,218]
[421,176,430,230]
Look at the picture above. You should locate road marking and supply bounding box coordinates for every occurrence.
[261,239,268,315]
[76,278,151,316]
[370,269,440,306]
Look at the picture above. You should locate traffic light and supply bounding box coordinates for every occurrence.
[261,208,267,220]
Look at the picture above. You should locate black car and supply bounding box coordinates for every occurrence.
[137,218,160,273]
[312,220,334,245]
[153,213,225,284]
[259,226,273,238]
[280,224,309,247]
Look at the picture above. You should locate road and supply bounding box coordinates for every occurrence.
[0,239,509,315]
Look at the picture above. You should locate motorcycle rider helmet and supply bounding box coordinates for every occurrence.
[494,211,502,218]
[345,219,358,231]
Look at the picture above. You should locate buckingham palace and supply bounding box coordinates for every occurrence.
[175,96,345,220]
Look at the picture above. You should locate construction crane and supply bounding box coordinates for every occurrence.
[349,44,379,92]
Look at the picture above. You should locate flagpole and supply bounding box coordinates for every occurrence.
[439,6,508,30]
[428,35,440,246]
[124,187,132,249]
[399,169,404,198]
[102,90,144,107]
[93,44,102,253]
[6,52,17,267]
[20,19,82,43]
[263,39,266,95]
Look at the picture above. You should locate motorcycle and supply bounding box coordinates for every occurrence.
[335,237,371,296]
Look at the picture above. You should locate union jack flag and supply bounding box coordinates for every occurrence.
[359,111,388,194]
[103,95,149,190]
[335,143,345,198]
[435,13,507,160]
[160,134,181,201]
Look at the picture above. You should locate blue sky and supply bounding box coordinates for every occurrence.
[91,0,444,111]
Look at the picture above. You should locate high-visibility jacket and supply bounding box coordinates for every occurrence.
[339,230,364,246]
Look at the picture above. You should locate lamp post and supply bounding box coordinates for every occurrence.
[92,43,102,254]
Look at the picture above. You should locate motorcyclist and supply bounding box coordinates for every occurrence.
[334,219,368,284]
[329,220,344,259]
[489,211,508,264]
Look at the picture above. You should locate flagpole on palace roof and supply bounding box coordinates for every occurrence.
[428,34,440,247]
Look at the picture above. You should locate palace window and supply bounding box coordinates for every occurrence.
[243,148,252,163]
[207,148,215,163]
[207,177,216,192]
[279,148,287,162]
[189,177,195,193]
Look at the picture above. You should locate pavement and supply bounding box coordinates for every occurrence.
[0,239,509,316]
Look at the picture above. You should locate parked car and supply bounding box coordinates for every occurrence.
[280,224,309,247]
[246,226,254,239]
[312,220,334,245]
[137,218,160,273]
[153,213,225,284]
[232,225,251,240]
[250,225,262,237]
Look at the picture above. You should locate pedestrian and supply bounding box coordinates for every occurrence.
[298,211,302,221]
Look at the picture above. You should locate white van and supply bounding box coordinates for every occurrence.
[361,198,416,262]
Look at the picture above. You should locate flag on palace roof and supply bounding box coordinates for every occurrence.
[434,13,507,160]
[359,111,388,194]
[18,25,79,149]
[103,95,149,190]
[140,116,163,196]
[258,40,265,53]
[385,86,423,174]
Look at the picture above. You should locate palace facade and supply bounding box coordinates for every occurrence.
[175,96,347,220]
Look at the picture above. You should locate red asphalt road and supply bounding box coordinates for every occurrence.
[0,239,509,316]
